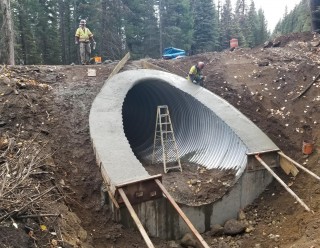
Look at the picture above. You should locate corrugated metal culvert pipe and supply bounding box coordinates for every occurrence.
[122,79,248,176]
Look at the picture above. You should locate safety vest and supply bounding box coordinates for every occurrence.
[187,65,201,81]
[75,27,93,42]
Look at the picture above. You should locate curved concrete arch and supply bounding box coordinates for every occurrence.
[89,69,280,238]
[90,69,278,189]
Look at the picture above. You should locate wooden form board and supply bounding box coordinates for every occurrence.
[280,156,299,176]
[107,52,131,80]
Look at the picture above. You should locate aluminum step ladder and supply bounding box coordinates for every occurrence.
[152,105,182,173]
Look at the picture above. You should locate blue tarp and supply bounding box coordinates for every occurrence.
[162,47,186,59]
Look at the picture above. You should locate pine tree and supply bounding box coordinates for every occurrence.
[123,0,159,59]
[220,0,233,49]
[245,0,258,48]
[192,0,217,53]
[59,0,75,64]
[35,0,61,64]
[233,0,248,47]
[98,0,126,60]
[160,0,193,52]
[256,9,269,45]
[273,1,311,36]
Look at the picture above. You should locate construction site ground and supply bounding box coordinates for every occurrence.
[0,31,319,248]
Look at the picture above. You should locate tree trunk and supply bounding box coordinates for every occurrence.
[1,0,15,65]
[59,0,67,64]
[17,8,27,64]
[310,0,320,33]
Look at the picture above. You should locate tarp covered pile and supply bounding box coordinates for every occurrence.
[162,47,186,59]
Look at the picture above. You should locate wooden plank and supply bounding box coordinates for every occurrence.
[279,156,299,176]
[155,179,210,248]
[107,189,120,209]
[279,151,320,182]
[107,52,130,80]
[141,60,169,72]
[115,174,162,188]
[118,188,155,248]
[255,155,310,212]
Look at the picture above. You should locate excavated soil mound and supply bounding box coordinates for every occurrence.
[144,163,235,206]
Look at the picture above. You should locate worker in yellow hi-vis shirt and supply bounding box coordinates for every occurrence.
[187,61,206,86]
[75,19,96,65]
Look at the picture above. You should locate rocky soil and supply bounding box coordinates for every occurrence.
[0,31,319,248]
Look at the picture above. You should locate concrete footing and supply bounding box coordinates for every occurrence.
[114,153,276,239]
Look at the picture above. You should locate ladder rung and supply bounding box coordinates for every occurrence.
[165,165,182,170]
[160,114,169,117]
[155,132,173,135]
[158,122,171,125]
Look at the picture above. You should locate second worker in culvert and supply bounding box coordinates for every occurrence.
[75,19,96,65]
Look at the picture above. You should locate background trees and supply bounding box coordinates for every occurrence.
[0,0,309,65]
[273,1,310,36]
[191,0,217,53]
[0,0,15,65]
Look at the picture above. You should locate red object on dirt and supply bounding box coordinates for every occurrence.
[302,140,314,155]
[230,38,239,48]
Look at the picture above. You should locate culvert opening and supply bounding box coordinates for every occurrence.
[122,79,247,172]
[122,79,247,205]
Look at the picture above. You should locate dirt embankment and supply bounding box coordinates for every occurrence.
[0,31,320,248]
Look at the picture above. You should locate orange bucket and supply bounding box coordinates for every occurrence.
[302,140,314,155]
[230,38,239,48]
[94,56,102,63]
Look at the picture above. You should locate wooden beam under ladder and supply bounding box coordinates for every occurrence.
[278,151,320,182]
[118,188,155,248]
[255,155,311,212]
[155,179,210,248]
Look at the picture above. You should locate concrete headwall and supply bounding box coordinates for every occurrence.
[118,162,275,239]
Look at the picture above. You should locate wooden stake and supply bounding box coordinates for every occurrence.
[17,214,60,219]
[278,151,320,182]
[118,188,155,248]
[155,179,210,248]
[255,155,310,212]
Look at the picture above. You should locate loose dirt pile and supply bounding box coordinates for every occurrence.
[145,163,235,206]
[0,31,319,248]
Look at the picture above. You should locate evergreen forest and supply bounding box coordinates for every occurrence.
[273,1,311,36]
[0,0,310,65]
